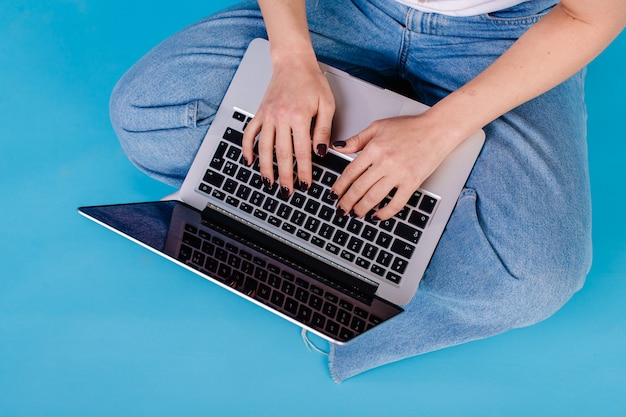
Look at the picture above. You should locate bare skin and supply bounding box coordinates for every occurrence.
[242,0,626,220]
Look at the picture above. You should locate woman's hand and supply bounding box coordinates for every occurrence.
[241,53,335,197]
[330,113,460,220]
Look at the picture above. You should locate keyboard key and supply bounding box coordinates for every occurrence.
[178,244,192,262]
[325,320,340,336]
[408,211,429,229]
[253,209,268,221]
[304,200,320,215]
[308,183,324,199]
[318,205,334,221]
[386,272,402,284]
[332,230,349,246]
[356,257,370,269]
[347,218,363,235]
[225,145,241,161]
[223,161,238,177]
[321,172,338,187]
[290,210,306,226]
[391,239,415,259]
[304,217,321,233]
[419,195,438,214]
[311,236,325,248]
[236,167,252,183]
[322,302,337,319]
[309,295,323,310]
[319,224,335,239]
[182,232,201,249]
[376,250,393,267]
[375,232,393,248]
[233,111,246,122]
[371,264,385,277]
[223,127,243,145]
[263,197,279,213]
[312,313,326,328]
[297,305,312,323]
[361,225,377,241]
[270,291,285,307]
[296,229,311,241]
[258,284,271,300]
[276,203,292,220]
[394,222,422,244]
[337,309,351,325]
[340,250,355,262]
[347,236,364,253]
[203,169,224,187]
[284,298,298,315]
[235,184,252,200]
[362,243,378,260]
[290,192,306,208]
[295,288,309,303]
[223,178,238,193]
[379,218,396,232]
[326,243,340,255]
[391,257,409,274]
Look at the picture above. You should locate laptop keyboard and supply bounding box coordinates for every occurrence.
[177,221,401,342]
[196,108,440,287]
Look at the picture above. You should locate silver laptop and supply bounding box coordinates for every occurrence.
[79,38,484,344]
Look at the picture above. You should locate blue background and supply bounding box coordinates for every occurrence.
[1,1,625,416]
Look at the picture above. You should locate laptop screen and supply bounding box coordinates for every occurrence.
[79,200,403,344]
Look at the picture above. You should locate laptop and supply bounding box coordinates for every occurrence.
[79,38,485,344]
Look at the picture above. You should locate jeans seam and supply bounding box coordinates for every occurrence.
[186,101,198,128]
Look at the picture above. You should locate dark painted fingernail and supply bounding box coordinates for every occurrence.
[329,190,339,201]
[298,181,309,192]
[336,206,346,217]
[280,186,291,199]
[316,144,327,157]
[371,215,381,222]
[242,156,250,166]
[262,176,272,189]
[333,140,346,149]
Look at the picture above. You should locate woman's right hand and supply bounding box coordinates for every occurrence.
[241,51,335,197]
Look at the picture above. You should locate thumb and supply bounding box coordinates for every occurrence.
[331,125,374,153]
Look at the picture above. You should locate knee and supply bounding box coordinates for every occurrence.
[503,237,591,328]
[108,73,211,187]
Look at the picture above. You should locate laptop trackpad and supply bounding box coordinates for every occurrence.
[324,71,404,142]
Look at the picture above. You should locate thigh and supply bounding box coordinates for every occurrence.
[109,2,268,186]
[403,2,592,288]
[330,1,593,382]
[110,0,410,186]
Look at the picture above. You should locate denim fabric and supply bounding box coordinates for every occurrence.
[110,0,592,383]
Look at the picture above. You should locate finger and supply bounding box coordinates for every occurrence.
[331,150,372,199]
[242,117,261,166]
[331,121,377,154]
[312,101,335,158]
[335,165,388,217]
[292,126,313,192]
[373,185,415,220]
[274,124,295,197]
[351,176,398,218]
[257,124,276,188]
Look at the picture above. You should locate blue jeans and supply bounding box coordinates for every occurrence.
[110,0,592,383]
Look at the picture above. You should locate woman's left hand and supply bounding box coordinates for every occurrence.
[330,113,458,220]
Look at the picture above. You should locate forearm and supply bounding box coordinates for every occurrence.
[426,0,626,149]
[257,0,315,63]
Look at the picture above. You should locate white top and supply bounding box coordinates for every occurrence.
[395,0,529,16]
